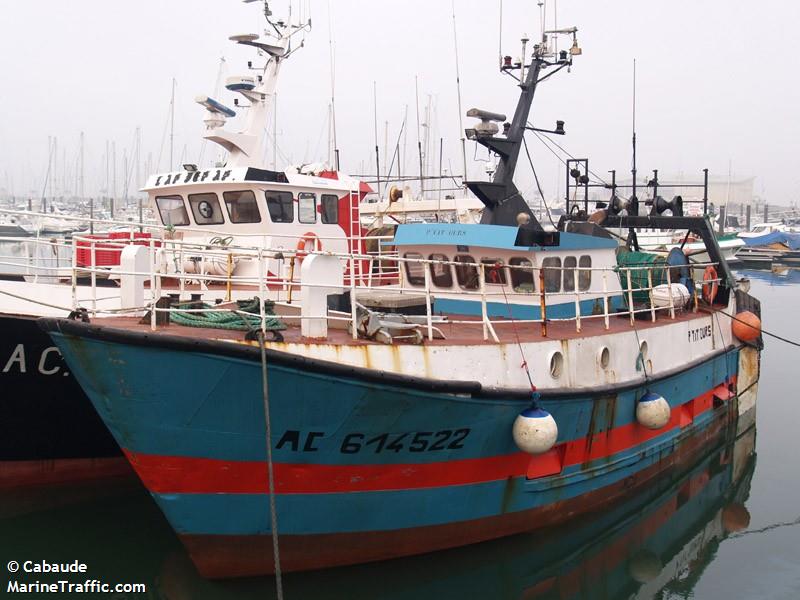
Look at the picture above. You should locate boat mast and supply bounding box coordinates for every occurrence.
[199,0,311,170]
[373,81,381,198]
[631,59,637,215]
[452,1,468,190]
[169,78,176,170]
[415,76,424,199]
[465,15,579,227]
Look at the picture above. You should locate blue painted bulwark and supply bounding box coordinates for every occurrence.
[389,223,617,251]
[434,295,626,319]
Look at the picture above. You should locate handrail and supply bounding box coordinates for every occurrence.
[1,228,725,341]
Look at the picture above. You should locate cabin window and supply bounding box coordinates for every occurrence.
[298,192,317,224]
[429,253,453,288]
[404,252,425,286]
[155,195,189,226]
[265,190,294,223]
[188,193,224,225]
[579,255,592,291]
[321,194,339,224]
[563,256,577,292]
[541,257,562,293]
[482,259,507,285]
[509,257,535,293]
[454,255,479,290]
[223,190,261,223]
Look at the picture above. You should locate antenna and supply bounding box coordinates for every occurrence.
[498,0,503,70]
[327,0,338,169]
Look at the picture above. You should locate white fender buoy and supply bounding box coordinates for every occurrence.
[512,408,558,454]
[636,391,671,430]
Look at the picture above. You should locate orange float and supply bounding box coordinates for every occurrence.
[732,310,761,343]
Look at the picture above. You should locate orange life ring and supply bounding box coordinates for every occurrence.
[296,232,322,260]
[702,265,719,305]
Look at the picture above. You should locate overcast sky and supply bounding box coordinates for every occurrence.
[1,0,798,206]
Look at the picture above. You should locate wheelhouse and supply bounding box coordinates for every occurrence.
[391,223,624,319]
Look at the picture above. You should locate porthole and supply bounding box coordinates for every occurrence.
[549,351,564,378]
[599,346,610,369]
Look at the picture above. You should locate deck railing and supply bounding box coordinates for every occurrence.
[0,229,723,343]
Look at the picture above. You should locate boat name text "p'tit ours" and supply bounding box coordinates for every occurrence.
[688,325,713,343]
[1,344,68,376]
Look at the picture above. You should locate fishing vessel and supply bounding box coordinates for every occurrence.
[39,3,763,579]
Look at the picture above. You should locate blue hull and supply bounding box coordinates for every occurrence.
[41,318,746,576]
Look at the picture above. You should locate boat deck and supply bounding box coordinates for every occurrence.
[90,304,715,348]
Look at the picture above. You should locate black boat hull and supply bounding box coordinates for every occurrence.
[0,314,126,488]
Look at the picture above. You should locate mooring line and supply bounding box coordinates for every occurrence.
[258,330,284,600]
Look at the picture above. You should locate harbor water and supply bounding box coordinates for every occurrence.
[0,268,797,599]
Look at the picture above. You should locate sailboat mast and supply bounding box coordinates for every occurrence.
[373,81,381,198]
[79,131,84,200]
[169,78,176,170]
[415,76,424,199]
[631,59,637,210]
[452,1,467,189]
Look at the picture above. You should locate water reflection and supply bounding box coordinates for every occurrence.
[0,423,756,600]
[737,267,800,287]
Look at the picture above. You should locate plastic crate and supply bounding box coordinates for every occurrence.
[75,232,159,267]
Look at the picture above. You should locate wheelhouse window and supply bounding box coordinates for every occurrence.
[404,252,425,286]
[223,190,261,224]
[482,259,507,285]
[265,190,294,223]
[454,255,479,290]
[298,192,317,224]
[428,253,453,288]
[563,256,577,292]
[579,255,592,291]
[321,194,339,224]
[188,193,224,225]
[509,257,535,293]
[155,195,189,226]
[541,257,562,293]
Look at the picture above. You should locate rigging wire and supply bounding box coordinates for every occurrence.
[530,128,609,186]
[498,279,537,393]
[522,135,557,229]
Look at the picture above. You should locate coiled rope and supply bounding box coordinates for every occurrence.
[170,298,285,332]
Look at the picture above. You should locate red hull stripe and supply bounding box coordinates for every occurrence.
[124,381,733,495]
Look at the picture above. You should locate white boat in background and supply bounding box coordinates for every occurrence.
[0,215,32,237]
[738,221,799,239]
[360,186,483,226]
[635,230,744,265]
[675,234,745,265]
